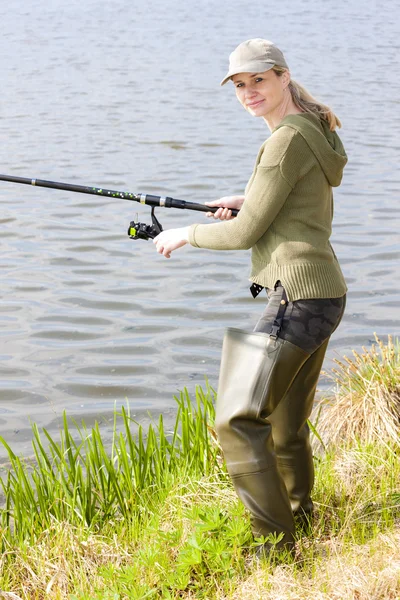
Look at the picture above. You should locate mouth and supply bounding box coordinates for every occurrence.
[246,99,264,108]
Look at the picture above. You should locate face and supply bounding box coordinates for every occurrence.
[232,69,290,118]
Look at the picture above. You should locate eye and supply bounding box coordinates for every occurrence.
[235,82,244,88]
[255,77,263,83]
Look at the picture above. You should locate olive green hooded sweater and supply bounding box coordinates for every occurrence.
[188,113,348,301]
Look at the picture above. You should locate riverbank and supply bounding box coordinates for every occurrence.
[0,337,399,599]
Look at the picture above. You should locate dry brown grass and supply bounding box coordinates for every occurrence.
[3,524,400,600]
[0,522,132,599]
[312,334,400,449]
[0,592,24,600]
[223,527,400,600]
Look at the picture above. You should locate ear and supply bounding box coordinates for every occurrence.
[281,70,291,88]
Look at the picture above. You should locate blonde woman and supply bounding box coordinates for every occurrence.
[154,39,347,559]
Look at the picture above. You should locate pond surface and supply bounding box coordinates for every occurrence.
[0,0,399,457]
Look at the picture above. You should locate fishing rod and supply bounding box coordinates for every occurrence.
[0,173,238,241]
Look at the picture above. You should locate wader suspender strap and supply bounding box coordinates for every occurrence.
[269,287,289,339]
[249,283,289,339]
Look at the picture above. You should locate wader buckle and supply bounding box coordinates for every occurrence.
[250,283,264,299]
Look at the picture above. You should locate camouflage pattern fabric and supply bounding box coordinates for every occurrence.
[253,282,346,354]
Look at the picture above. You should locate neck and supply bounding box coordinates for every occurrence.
[263,94,303,131]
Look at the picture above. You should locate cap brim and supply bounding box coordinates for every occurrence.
[220,61,275,86]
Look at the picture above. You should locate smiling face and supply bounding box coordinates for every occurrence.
[232,68,291,119]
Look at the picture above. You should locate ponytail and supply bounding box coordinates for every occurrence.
[273,66,342,131]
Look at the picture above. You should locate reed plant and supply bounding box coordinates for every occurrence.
[0,384,220,546]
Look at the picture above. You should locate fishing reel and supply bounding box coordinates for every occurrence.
[127,207,163,241]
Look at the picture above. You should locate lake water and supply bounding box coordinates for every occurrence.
[0,0,399,458]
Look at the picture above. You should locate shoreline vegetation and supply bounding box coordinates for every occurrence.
[0,336,399,599]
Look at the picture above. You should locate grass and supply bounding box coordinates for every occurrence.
[0,339,399,599]
[314,334,400,447]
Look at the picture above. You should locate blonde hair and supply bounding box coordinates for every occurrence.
[273,66,342,131]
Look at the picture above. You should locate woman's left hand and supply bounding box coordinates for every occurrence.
[153,227,190,258]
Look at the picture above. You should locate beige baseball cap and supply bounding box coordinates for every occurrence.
[220,38,289,86]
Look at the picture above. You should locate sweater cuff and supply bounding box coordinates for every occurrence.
[188,224,200,247]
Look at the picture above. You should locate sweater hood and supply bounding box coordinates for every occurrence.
[275,113,347,187]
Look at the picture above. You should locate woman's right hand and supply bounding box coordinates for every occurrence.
[205,195,245,220]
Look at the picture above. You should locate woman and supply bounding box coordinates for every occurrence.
[153,38,347,558]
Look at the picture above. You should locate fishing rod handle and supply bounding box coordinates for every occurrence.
[139,193,239,216]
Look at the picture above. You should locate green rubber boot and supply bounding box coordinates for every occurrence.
[215,328,310,550]
[270,339,329,516]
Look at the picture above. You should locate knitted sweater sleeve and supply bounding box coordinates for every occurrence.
[188,126,313,251]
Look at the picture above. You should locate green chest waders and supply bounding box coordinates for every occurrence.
[215,287,327,550]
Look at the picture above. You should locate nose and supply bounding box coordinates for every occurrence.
[244,85,258,99]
